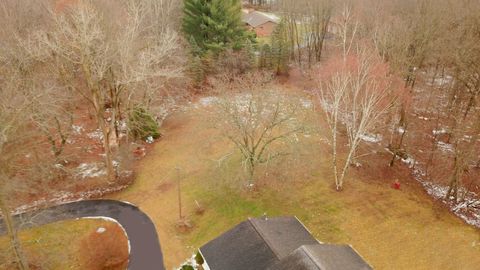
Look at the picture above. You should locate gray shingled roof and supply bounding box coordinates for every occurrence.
[268,244,373,270]
[199,217,318,270]
[242,11,280,28]
[249,217,320,258]
[199,217,372,270]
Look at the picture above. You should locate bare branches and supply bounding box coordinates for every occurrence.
[215,87,307,187]
[318,49,394,190]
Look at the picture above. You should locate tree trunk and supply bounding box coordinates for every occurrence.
[247,156,255,187]
[100,118,115,182]
[446,153,461,202]
[0,196,30,270]
[338,138,359,191]
[332,112,340,190]
[82,62,115,182]
[390,123,407,167]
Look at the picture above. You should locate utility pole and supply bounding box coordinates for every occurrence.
[176,166,182,220]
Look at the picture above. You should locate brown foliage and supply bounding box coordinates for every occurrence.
[79,223,129,270]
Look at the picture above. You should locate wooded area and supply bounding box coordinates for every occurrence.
[1,0,480,269]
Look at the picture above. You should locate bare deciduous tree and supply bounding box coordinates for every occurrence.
[319,49,393,190]
[277,0,333,67]
[40,0,182,181]
[215,81,307,187]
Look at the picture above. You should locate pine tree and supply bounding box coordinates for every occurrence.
[259,44,272,69]
[182,0,251,55]
[270,19,290,75]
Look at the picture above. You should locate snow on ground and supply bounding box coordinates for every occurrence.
[418,116,429,121]
[176,253,201,270]
[72,124,84,135]
[422,181,480,227]
[432,128,448,135]
[145,136,154,144]
[12,185,129,215]
[436,141,454,153]
[75,163,107,179]
[87,129,103,140]
[300,98,313,109]
[393,150,480,228]
[462,135,472,142]
[360,134,382,143]
[426,75,453,87]
[197,96,220,108]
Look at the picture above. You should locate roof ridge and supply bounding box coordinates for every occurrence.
[248,218,282,259]
[300,245,324,270]
[293,216,322,244]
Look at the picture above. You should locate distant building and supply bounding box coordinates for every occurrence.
[198,216,373,270]
[242,10,280,37]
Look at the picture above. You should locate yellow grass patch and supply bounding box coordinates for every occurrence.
[0,219,125,269]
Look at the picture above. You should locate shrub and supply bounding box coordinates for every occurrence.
[79,223,129,270]
[181,264,195,270]
[195,251,204,265]
[128,106,160,140]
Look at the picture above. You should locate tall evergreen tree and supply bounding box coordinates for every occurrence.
[182,0,253,55]
[270,19,290,74]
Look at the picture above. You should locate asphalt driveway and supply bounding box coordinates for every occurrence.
[0,200,165,270]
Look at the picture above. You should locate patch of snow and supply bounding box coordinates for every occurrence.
[72,125,84,135]
[118,120,128,132]
[360,134,382,143]
[401,156,417,168]
[462,135,472,142]
[437,141,454,153]
[113,160,120,168]
[300,99,313,109]
[54,163,64,169]
[87,129,103,140]
[397,127,405,134]
[427,75,453,87]
[145,136,154,144]
[75,163,107,179]
[353,162,362,167]
[198,96,220,107]
[433,128,448,135]
[393,151,480,228]
[176,253,201,270]
[418,116,429,121]
[96,227,106,233]
[12,185,129,216]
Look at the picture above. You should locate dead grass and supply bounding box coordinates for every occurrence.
[109,90,480,269]
[0,219,127,270]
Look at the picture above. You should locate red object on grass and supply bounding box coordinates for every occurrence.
[392,181,401,190]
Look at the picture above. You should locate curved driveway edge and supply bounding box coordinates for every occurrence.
[0,200,165,270]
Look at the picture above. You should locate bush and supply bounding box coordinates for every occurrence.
[181,265,195,270]
[79,223,129,270]
[128,106,160,140]
[195,251,204,265]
